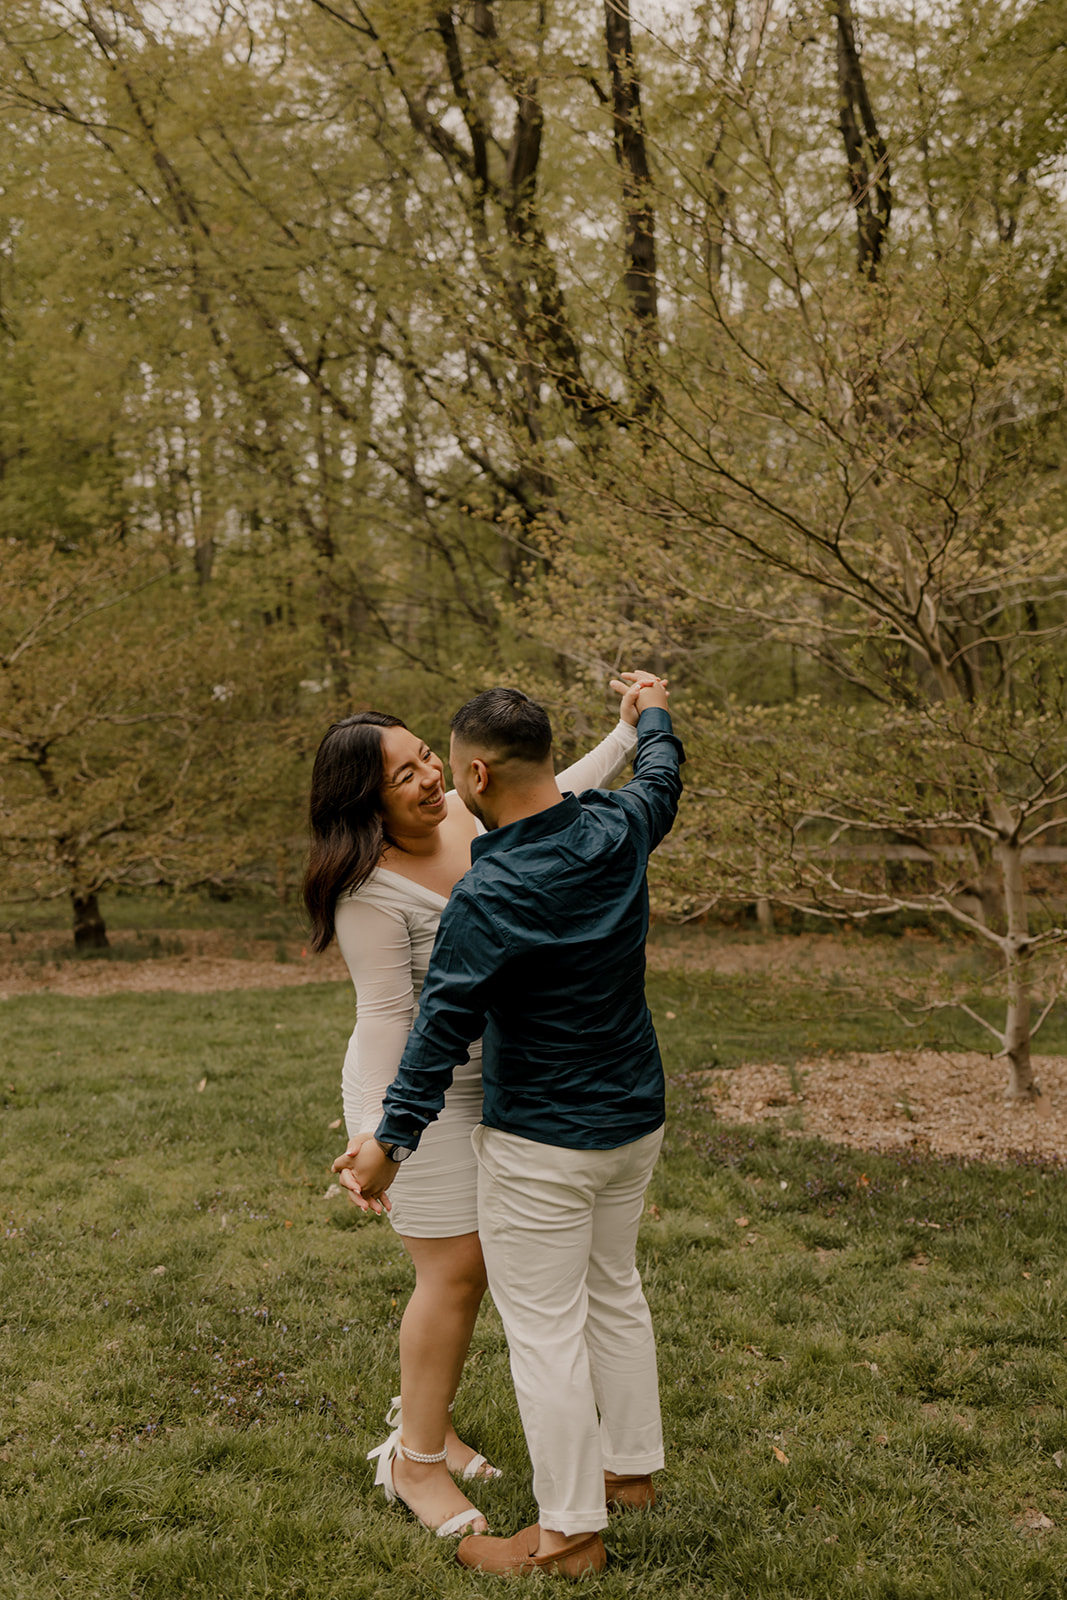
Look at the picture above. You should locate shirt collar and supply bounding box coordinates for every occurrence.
[471,793,582,861]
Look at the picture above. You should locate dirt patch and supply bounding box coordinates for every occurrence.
[644,928,962,980]
[0,928,347,1000]
[701,1050,1067,1164]
[1,923,950,997]
[3,925,869,998]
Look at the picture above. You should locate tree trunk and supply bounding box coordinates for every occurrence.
[832,0,891,279]
[978,862,1006,932]
[275,845,290,906]
[194,533,216,586]
[755,849,774,933]
[72,891,109,950]
[996,836,1038,1099]
[604,0,660,415]
[704,150,728,285]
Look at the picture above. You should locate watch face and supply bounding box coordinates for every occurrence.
[390,1144,415,1163]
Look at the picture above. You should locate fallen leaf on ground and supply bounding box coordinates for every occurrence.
[773,1445,789,1464]
[735,1216,749,1227]
[328,1118,342,1130]
[196,1076,207,1092]
[1014,1509,1054,1535]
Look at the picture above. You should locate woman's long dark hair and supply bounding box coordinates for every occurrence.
[303,712,407,952]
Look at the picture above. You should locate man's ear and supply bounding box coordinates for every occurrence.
[470,757,490,796]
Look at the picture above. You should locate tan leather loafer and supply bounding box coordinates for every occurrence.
[456,1522,607,1577]
[604,1470,656,1511]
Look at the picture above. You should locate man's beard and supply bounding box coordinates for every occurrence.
[460,789,493,829]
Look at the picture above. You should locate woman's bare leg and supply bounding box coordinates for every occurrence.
[389,1230,490,1530]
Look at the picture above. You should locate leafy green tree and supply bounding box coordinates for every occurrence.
[3,0,1066,1103]
[0,535,307,943]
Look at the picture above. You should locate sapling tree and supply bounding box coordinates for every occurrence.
[670,694,1067,1099]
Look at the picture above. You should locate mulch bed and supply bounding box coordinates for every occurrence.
[702,1050,1067,1165]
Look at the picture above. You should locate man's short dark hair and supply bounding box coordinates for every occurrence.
[451,688,553,764]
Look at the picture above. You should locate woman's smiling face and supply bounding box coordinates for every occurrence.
[377,725,447,839]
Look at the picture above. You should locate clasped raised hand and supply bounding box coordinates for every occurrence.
[610,669,670,723]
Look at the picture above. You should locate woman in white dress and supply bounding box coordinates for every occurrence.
[303,683,644,1538]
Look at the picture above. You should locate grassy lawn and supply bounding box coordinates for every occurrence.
[2,973,1066,1598]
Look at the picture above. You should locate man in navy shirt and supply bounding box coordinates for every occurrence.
[344,679,683,1577]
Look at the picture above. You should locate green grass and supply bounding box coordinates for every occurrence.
[2,977,1067,1597]
[648,965,1067,1067]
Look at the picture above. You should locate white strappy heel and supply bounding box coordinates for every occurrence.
[382,1394,503,1483]
[367,1410,487,1538]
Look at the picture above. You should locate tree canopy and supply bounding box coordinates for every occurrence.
[1,0,1065,1089]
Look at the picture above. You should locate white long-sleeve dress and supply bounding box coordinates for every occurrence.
[334,720,639,1237]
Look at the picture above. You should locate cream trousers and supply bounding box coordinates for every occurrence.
[472,1122,665,1536]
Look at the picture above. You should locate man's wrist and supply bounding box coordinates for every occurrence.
[376,1138,414,1164]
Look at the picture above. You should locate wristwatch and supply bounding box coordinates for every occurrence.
[381,1142,415,1163]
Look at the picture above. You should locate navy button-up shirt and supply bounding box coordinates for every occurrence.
[374,706,684,1153]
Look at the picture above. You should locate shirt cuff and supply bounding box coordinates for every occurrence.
[374,1112,425,1152]
[637,706,674,734]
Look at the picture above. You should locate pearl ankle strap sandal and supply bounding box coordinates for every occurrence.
[383,1394,502,1483]
[368,1411,488,1538]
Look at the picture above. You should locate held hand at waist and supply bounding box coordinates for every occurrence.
[332,1134,398,1214]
